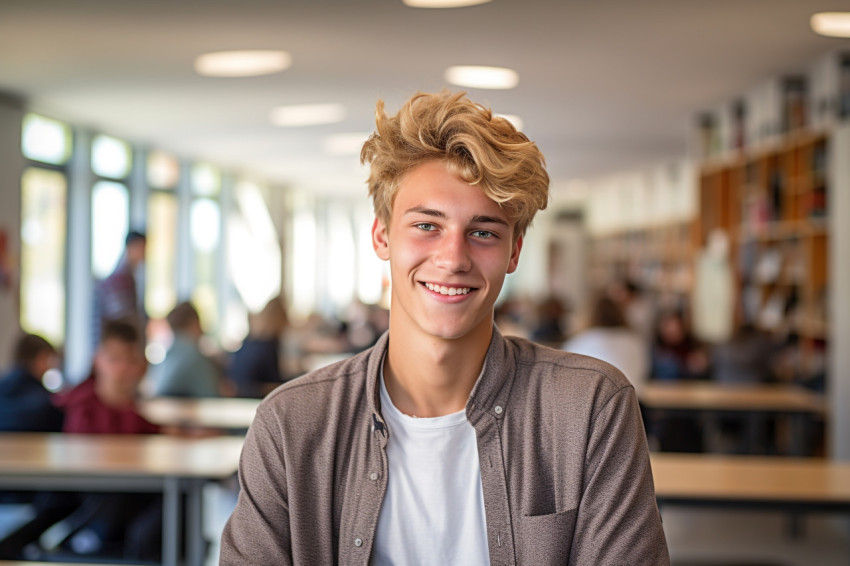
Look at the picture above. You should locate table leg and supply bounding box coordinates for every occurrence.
[163,476,181,566]
[186,478,206,566]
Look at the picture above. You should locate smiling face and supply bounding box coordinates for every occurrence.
[372,160,522,346]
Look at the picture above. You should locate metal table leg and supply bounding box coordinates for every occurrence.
[162,476,181,566]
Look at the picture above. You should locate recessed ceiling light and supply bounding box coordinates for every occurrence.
[194,50,292,77]
[270,103,346,127]
[496,114,524,131]
[403,0,491,7]
[323,132,372,155]
[811,12,850,37]
[445,65,519,90]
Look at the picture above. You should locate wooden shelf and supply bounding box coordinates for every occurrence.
[586,220,695,313]
[698,130,829,381]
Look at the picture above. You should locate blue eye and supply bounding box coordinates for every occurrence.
[415,223,435,231]
[472,230,494,239]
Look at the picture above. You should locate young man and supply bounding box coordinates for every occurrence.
[52,320,161,561]
[221,91,669,565]
[59,319,157,435]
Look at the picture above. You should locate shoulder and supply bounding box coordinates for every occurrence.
[509,335,630,386]
[254,348,373,426]
[0,367,28,394]
[55,377,97,408]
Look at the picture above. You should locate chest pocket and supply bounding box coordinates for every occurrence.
[517,508,577,565]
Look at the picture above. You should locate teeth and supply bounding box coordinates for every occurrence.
[425,283,471,296]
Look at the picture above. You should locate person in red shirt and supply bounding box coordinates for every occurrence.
[48,320,161,561]
[58,319,157,434]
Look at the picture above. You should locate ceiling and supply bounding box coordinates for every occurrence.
[0,0,847,198]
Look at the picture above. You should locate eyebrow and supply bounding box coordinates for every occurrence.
[403,206,509,227]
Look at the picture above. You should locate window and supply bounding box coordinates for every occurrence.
[145,151,180,319]
[20,113,72,345]
[192,163,220,197]
[188,162,223,332]
[91,181,130,279]
[355,203,385,305]
[21,114,72,165]
[191,197,220,332]
[147,150,179,190]
[227,181,281,312]
[326,204,355,310]
[146,192,178,319]
[20,168,67,344]
[289,200,317,320]
[91,135,132,179]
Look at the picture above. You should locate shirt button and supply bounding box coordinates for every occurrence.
[369,472,378,481]
[494,405,503,415]
[354,538,363,547]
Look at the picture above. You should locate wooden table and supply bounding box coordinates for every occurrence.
[639,382,827,455]
[138,397,261,432]
[652,453,850,511]
[0,433,244,566]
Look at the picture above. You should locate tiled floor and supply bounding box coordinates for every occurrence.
[663,507,850,566]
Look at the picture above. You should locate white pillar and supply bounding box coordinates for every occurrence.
[65,129,95,382]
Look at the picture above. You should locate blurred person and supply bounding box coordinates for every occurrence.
[493,294,533,338]
[563,295,649,392]
[151,301,222,398]
[711,323,778,384]
[343,299,385,353]
[529,295,569,346]
[58,319,158,435]
[229,297,288,398]
[609,277,654,342]
[0,334,71,561]
[92,230,147,350]
[710,324,784,454]
[221,91,668,565]
[48,320,161,562]
[651,310,710,381]
[0,333,63,432]
[648,310,709,452]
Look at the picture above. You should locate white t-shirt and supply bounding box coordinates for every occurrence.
[371,368,490,566]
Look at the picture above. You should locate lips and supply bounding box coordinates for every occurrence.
[422,282,474,296]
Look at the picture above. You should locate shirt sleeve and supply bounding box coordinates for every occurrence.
[569,385,670,565]
[219,405,293,565]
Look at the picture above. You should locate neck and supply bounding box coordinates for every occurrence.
[384,321,492,418]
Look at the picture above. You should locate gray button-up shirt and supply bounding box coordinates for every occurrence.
[220,329,669,565]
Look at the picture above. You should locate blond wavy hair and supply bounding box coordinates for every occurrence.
[360,91,549,241]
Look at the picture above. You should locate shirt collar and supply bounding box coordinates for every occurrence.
[365,327,514,430]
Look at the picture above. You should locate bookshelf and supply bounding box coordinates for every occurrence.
[697,130,829,384]
[587,220,695,313]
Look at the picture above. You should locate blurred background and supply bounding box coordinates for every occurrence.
[1,1,850,564]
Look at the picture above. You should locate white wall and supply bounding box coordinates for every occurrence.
[0,97,25,368]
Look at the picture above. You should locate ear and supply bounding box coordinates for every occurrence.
[371,217,390,261]
[506,235,523,274]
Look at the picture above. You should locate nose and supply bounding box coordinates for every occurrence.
[433,230,472,273]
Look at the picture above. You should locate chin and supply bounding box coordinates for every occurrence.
[423,320,486,342]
